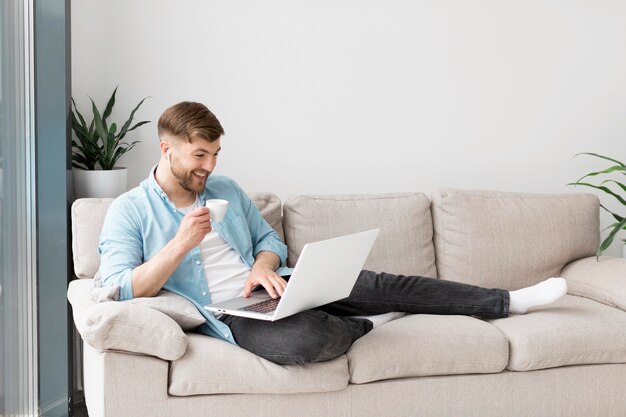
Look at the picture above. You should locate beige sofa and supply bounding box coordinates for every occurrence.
[67,189,626,417]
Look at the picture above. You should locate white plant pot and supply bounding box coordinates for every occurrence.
[73,167,128,199]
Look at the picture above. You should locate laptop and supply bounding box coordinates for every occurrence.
[204,229,379,321]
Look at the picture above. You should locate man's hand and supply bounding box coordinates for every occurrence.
[243,252,285,299]
[174,207,212,252]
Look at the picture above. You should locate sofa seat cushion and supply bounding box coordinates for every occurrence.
[490,295,626,371]
[346,314,509,384]
[283,193,436,276]
[168,333,350,395]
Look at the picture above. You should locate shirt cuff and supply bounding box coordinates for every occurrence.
[254,239,288,267]
[102,268,135,301]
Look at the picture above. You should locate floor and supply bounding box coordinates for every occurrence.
[73,398,89,417]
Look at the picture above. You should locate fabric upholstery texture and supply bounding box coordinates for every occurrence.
[561,255,626,312]
[84,344,170,417]
[83,301,187,361]
[68,279,188,360]
[431,189,599,289]
[346,314,508,383]
[490,295,626,371]
[129,291,206,330]
[86,342,626,417]
[72,198,114,279]
[69,278,206,330]
[282,193,437,276]
[168,333,349,395]
[349,364,626,417]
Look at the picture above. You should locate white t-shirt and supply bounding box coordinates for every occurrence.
[178,197,251,304]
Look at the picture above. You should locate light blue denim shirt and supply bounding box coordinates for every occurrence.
[98,167,292,344]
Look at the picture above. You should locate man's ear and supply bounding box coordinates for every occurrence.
[159,141,171,159]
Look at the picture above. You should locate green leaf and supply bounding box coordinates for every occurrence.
[126,120,150,133]
[72,152,94,170]
[600,179,626,194]
[576,165,626,183]
[118,97,149,140]
[599,204,625,222]
[574,152,626,167]
[102,87,118,121]
[71,98,89,130]
[597,216,626,257]
[567,181,626,206]
[72,90,150,170]
[91,98,109,147]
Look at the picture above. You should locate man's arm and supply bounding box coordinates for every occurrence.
[99,198,212,300]
[229,180,289,298]
[131,206,212,298]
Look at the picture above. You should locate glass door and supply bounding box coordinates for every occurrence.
[1,0,39,415]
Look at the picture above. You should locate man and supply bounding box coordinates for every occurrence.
[98,101,568,365]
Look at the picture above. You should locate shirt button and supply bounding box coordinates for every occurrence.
[195,260,201,265]
[224,334,229,338]
[202,291,207,296]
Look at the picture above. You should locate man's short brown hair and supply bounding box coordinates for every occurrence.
[158,101,224,142]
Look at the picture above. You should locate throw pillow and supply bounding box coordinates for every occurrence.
[82,301,187,361]
[128,291,206,330]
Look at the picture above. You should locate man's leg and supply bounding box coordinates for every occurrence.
[319,270,510,319]
[219,310,372,365]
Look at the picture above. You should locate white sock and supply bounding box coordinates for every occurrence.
[508,277,568,315]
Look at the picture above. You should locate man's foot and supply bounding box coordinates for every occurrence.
[508,277,568,314]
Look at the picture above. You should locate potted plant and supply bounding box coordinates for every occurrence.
[71,87,149,198]
[569,152,626,257]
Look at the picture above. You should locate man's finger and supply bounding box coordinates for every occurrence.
[190,207,210,217]
[242,281,254,298]
[259,278,278,299]
[267,275,286,296]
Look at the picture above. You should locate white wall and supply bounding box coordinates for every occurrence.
[72,0,626,254]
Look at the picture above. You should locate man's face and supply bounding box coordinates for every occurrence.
[168,137,221,194]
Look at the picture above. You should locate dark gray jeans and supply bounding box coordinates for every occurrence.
[219,270,510,365]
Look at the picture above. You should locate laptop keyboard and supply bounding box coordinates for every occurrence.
[240,297,281,314]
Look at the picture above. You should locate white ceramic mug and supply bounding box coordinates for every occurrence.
[205,199,229,222]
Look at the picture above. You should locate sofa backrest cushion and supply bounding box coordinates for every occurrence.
[71,192,284,279]
[282,193,437,277]
[431,189,599,290]
[72,198,113,279]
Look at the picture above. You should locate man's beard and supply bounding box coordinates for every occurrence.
[170,160,209,193]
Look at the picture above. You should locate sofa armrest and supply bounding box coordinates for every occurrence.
[68,279,188,360]
[83,343,169,417]
[561,256,626,312]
